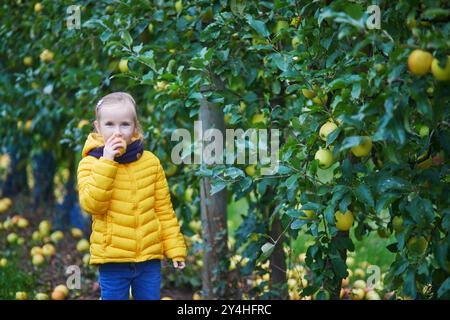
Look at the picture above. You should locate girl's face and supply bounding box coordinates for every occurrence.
[94,103,136,145]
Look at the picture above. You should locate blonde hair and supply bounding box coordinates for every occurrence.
[94,92,144,141]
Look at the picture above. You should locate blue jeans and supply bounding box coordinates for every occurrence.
[98,259,162,300]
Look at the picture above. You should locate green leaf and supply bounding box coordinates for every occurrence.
[351,82,361,99]
[122,30,133,47]
[403,270,417,299]
[246,15,269,37]
[257,242,275,264]
[331,256,348,279]
[324,205,336,226]
[339,136,364,152]
[223,167,244,179]
[438,277,450,298]
[355,183,374,208]
[326,127,341,146]
[210,179,227,196]
[291,219,307,230]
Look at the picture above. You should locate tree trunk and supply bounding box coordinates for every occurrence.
[260,186,288,299]
[2,145,29,198]
[55,153,84,231]
[199,92,231,299]
[31,149,56,217]
[269,215,288,299]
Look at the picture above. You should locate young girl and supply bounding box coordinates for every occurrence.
[77,92,187,300]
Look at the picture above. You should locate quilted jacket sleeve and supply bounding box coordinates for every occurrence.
[154,162,187,261]
[77,156,119,216]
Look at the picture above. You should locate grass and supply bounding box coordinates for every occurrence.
[0,247,38,299]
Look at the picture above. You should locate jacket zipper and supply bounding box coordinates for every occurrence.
[127,164,141,257]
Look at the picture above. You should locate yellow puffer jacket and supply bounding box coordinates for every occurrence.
[77,133,186,264]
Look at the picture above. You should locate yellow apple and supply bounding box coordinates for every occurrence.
[34,2,43,13]
[431,56,450,81]
[408,49,433,75]
[42,244,56,257]
[319,122,338,141]
[184,187,194,203]
[7,232,18,244]
[192,292,202,300]
[351,136,372,157]
[35,293,49,300]
[54,284,69,297]
[245,165,256,177]
[39,220,52,236]
[365,290,381,300]
[71,227,83,238]
[23,56,33,66]
[17,218,29,228]
[39,49,54,62]
[314,149,333,169]
[51,290,66,300]
[76,239,90,252]
[50,231,64,243]
[16,292,28,300]
[83,253,90,266]
[30,246,43,256]
[118,59,129,73]
[32,254,45,266]
[335,210,354,231]
[32,231,42,241]
[354,268,366,279]
[0,258,8,267]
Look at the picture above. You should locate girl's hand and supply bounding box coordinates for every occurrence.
[173,260,185,269]
[103,133,126,160]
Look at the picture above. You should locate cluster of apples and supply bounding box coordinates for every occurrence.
[339,255,386,300]
[15,284,69,300]
[314,119,373,170]
[3,215,29,245]
[408,49,450,81]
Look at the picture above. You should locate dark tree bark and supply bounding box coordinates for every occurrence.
[199,91,232,299]
[2,145,29,198]
[31,149,56,217]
